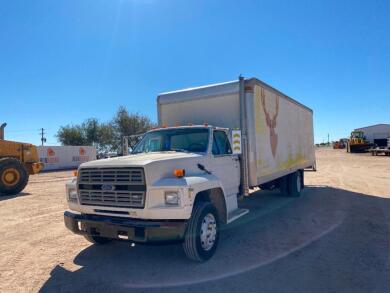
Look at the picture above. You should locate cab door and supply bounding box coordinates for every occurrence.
[210,130,240,197]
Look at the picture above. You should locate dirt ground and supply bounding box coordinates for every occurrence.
[0,148,389,293]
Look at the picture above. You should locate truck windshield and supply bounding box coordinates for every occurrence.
[132,128,209,154]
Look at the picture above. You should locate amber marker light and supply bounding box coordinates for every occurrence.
[72,170,78,177]
[173,169,185,178]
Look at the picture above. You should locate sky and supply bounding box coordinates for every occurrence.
[1,0,389,145]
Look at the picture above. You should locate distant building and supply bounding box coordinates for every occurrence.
[355,124,390,146]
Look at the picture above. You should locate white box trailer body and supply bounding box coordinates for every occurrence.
[158,78,315,188]
[38,146,96,171]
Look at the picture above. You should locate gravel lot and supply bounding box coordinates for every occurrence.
[1,148,389,293]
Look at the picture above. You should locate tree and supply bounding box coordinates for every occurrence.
[82,118,100,145]
[112,106,156,153]
[113,106,155,137]
[57,125,86,146]
[56,106,155,154]
[96,123,116,153]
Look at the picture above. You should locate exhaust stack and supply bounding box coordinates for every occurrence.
[0,123,7,140]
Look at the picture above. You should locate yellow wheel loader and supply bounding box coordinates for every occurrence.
[0,123,43,195]
[347,130,373,153]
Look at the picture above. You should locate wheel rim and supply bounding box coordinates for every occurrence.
[296,172,301,193]
[200,213,217,251]
[2,168,20,187]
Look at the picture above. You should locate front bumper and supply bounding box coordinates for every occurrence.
[64,211,188,243]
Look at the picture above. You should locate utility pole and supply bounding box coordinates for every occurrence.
[40,128,46,146]
[327,133,330,146]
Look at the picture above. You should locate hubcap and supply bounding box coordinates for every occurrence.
[200,213,217,251]
[296,173,301,193]
[2,168,20,187]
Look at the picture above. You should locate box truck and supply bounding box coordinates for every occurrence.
[64,77,315,262]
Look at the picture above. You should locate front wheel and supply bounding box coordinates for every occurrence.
[0,158,29,196]
[183,202,219,262]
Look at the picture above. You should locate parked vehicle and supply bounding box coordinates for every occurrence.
[0,123,43,195]
[347,130,373,153]
[333,139,346,149]
[64,77,315,262]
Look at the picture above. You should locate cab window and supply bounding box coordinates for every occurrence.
[212,130,232,155]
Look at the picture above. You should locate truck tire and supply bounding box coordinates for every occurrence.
[84,235,113,245]
[0,158,29,196]
[183,202,219,262]
[287,170,303,197]
[279,175,289,195]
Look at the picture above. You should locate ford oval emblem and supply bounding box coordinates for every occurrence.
[101,184,115,191]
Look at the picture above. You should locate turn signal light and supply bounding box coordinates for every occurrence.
[173,169,185,178]
[72,170,78,177]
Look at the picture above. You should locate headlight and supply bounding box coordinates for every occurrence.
[67,188,78,202]
[164,191,180,206]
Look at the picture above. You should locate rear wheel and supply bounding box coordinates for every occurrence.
[84,235,113,245]
[183,202,219,262]
[0,158,29,196]
[287,170,303,197]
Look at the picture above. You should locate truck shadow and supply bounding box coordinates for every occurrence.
[40,186,390,293]
[0,192,31,201]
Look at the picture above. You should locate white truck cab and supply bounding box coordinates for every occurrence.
[64,77,315,262]
[65,125,245,261]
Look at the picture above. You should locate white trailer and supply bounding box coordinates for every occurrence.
[38,146,96,171]
[158,77,315,194]
[64,77,315,262]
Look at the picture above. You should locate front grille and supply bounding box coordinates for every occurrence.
[79,168,144,185]
[79,190,145,208]
[78,167,146,208]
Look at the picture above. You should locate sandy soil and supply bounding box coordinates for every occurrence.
[0,149,389,293]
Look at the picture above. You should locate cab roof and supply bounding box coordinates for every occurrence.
[148,125,229,132]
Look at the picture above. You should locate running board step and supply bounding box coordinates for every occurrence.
[227,208,249,224]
